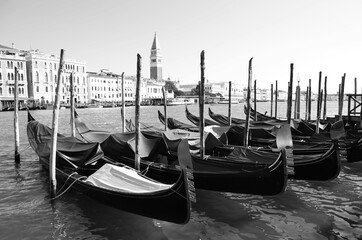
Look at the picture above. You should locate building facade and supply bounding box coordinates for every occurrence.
[25,49,87,104]
[0,44,28,109]
[87,70,135,104]
[179,81,244,101]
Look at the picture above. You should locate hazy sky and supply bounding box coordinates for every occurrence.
[1,0,361,93]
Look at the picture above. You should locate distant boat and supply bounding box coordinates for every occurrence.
[167,98,194,106]
[218,99,239,104]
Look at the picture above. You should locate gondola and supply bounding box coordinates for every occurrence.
[246,106,362,162]
[185,107,277,146]
[158,110,199,132]
[74,112,288,195]
[27,112,193,224]
[161,109,341,180]
[185,106,221,126]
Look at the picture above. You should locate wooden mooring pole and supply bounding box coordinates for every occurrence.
[228,81,232,126]
[199,51,205,159]
[121,72,125,133]
[323,76,327,120]
[287,63,294,124]
[270,84,273,117]
[275,80,278,118]
[50,49,65,197]
[69,72,75,137]
[14,67,20,163]
[338,74,346,121]
[254,80,257,121]
[294,81,300,119]
[162,86,168,131]
[135,54,141,170]
[354,77,357,110]
[305,86,309,120]
[244,58,253,146]
[308,79,312,121]
[316,71,322,133]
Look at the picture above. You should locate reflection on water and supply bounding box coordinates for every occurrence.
[0,103,361,239]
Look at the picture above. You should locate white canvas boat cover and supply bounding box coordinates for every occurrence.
[85,164,172,193]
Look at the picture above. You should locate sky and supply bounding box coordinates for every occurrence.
[1,0,361,94]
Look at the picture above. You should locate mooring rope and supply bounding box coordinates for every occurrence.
[50,173,86,201]
[3,144,32,156]
[140,161,154,175]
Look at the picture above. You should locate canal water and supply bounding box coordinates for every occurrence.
[0,102,361,240]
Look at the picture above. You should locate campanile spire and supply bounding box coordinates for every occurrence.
[150,33,163,80]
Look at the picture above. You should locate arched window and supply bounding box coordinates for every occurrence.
[21,74,23,80]
[7,61,10,68]
[45,72,48,83]
[0,87,2,96]
[44,62,47,68]
[54,75,57,82]
[7,73,10,80]
[9,87,12,95]
[11,73,14,80]
[36,72,39,82]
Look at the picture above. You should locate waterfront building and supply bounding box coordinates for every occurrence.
[0,44,28,110]
[87,70,135,104]
[150,33,163,81]
[25,49,87,105]
[179,81,243,101]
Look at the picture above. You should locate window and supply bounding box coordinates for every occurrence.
[36,72,39,82]
[21,74,24,80]
[45,72,48,83]
[35,61,38,68]
[44,62,47,68]
[10,61,13,68]
[7,73,10,80]
[7,61,10,68]
[0,73,2,80]
[45,86,48,92]
[11,73,14,80]
[36,86,39,92]
[0,87,2,96]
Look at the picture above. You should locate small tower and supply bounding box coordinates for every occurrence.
[150,33,163,80]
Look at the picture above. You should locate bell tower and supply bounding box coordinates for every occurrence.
[150,33,163,80]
